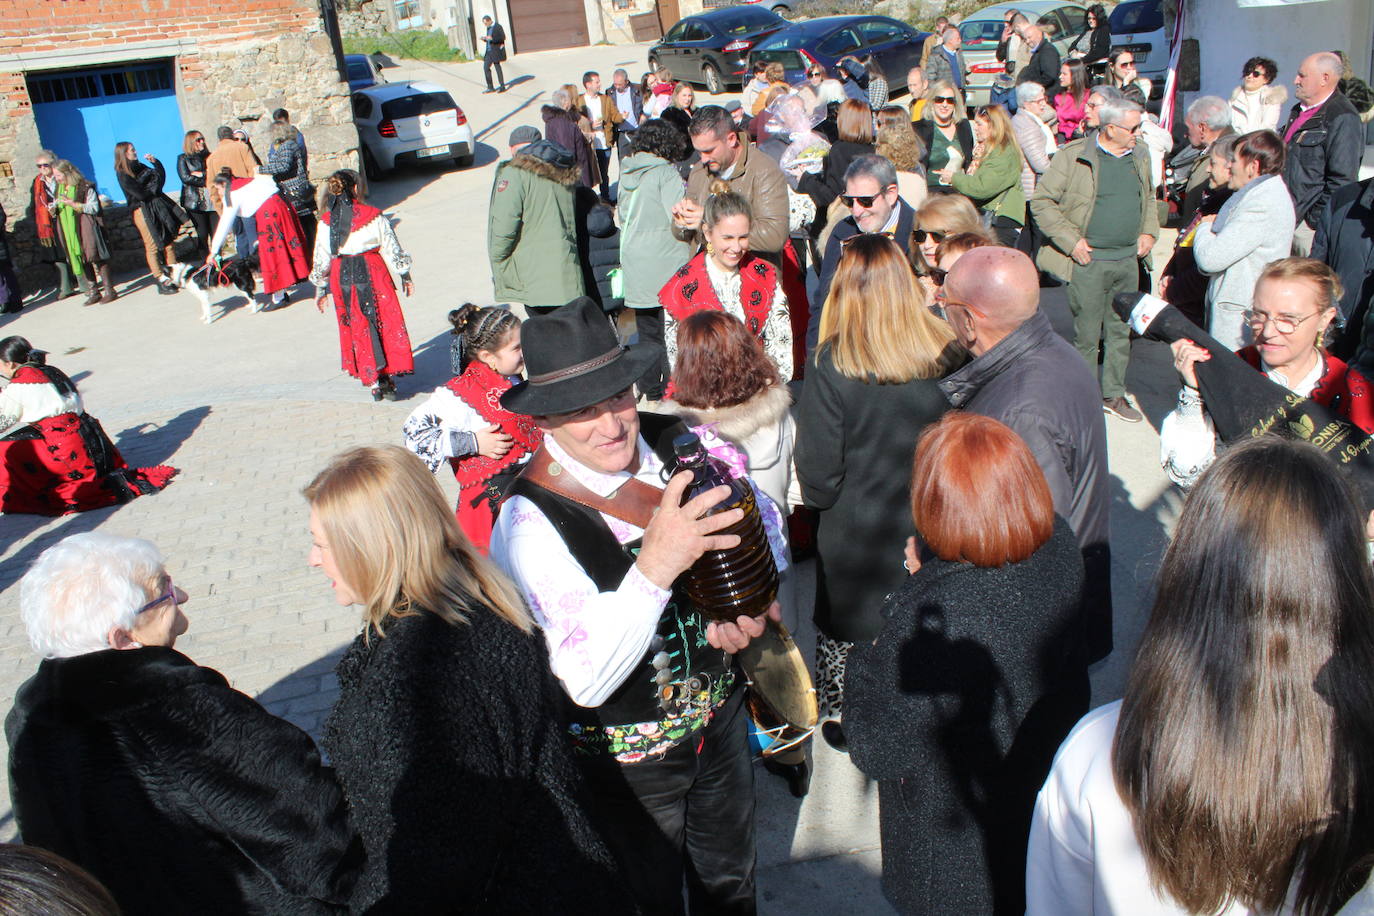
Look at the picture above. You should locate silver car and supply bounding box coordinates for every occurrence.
[352,80,476,180]
[959,0,1090,107]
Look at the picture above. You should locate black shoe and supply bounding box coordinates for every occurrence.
[483,87,497,94]
[157,281,178,295]
[821,720,848,753]
[0,303,22,314]
[499,85,508,93]
[370,385,384,401]
[763,757,811,798]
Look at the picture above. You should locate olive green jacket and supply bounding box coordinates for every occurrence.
[950,142,1026,227]
[488,152,585,308]
[1029,137,1159,282]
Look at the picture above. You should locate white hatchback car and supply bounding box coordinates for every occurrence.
[352,80,475,179]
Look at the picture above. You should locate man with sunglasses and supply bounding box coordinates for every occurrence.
[1031,97,1157,424]
[809,155,917,353]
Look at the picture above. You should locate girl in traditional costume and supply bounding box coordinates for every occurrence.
[209,171,309,311]
[403,304,539,552]
[0,336,176,515]
[311,171,414,401]
[659,180,792,381]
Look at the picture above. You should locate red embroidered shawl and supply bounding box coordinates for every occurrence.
[1238,346,1374,434]
[658,252,776,337]
[447,361,542,488]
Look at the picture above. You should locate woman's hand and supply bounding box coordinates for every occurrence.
[903,536,921,575]
[144,153,157,163]
[476,423,514,459]
[1171,338,1210,389]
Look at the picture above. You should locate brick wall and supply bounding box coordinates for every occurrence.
[0,0,361,288]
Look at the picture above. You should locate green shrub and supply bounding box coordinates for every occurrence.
[342,30,468,63]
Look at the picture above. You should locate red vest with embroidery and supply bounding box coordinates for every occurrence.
[1238,346,1374,435]
[447,361,542,488]
[658,252,776,337]
[319,202,382,232]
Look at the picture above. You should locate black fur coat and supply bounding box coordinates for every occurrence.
[5,646,361,915]
[323,605,630,914]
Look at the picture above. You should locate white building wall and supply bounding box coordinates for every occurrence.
[1185,0,1372,104]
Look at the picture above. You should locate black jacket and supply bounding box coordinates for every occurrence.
[575,185,622,312]
[483,22,507,62]
[1015,40,1062,98]
[1314,177,1374,361]
[796,342,962,643]
[176,151,213,212]
[939,308,1113,659]
[542,105,597,189]
[844,517,1090,915]
[810,198,918,352]
[322,606,627,914]
[1281,91,1363,228]
[6,647,360,915]
[914,119,975,175]
[1067,24,1110,64]
[117,159,187,248]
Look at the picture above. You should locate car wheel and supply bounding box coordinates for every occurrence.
[703,63,724,95]
[362,147,383,182]
[453,153,475,169]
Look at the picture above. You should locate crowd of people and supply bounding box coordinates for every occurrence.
[6,14,1374,916]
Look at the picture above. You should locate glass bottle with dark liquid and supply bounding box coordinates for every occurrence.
[665,432,779,622]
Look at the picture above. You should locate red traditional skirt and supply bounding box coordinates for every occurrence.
[255,194,310,295]
[330,249,414,386]
[0,412,177,516]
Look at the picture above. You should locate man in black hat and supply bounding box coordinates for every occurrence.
[490,298,784,914]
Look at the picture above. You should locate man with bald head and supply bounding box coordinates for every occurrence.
[939,247,1112,661]
[1282,51,1363,256]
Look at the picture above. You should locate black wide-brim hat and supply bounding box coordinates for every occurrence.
[502,297,662,416]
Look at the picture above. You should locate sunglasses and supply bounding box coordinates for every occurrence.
[1246,69,1265,78]
[932,96,956,104]
[137,576,179,615]
[928,267,949,287]
[841,191,890,208]
[913,229,948,244]
[808,70,825,77]
[35,162,52,169]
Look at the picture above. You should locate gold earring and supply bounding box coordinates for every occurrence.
[705,241,715,256]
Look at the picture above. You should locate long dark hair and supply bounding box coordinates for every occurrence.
[0,336,43,366]
[1113,437,1374,915]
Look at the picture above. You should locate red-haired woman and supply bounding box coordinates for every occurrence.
[843,412,1089,916]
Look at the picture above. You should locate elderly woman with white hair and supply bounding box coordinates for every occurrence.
[1012,81,1058,196]
[541,87,597,188]
[5,532,361,914]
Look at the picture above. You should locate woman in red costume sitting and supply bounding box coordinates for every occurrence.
[311,170,416,402]
[1162,257,1374,487]
[659,179,792,381]
[0,336,176,515]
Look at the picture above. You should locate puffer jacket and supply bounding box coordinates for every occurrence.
[574,185,622,312]
[1280,91,1363,229]
[261,138,315,216]
[1029,136,1159,282]
[487,148,584,308]
[1193,173,1295,312]
[619,151,695,310]
[677,132,790,254]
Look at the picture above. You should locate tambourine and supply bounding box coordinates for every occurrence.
[738,620,817,757]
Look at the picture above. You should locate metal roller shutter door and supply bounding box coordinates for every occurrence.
[509,0,589,53]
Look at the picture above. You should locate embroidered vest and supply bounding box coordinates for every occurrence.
[658,252,776,337]
[505,413,737,758]
[447,362,542,489]
[1237,346,1374,434]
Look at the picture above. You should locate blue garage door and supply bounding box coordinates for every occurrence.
[29,61,185,203]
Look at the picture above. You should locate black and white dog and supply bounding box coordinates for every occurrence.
[167,256,258,324]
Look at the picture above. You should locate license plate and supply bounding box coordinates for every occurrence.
[1122,43,1151,55]
[416,145,449,157]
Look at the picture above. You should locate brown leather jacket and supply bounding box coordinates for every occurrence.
[675,132,790,254]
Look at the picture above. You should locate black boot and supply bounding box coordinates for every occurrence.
[821,720,848,753]
[54,261,75,299]
[762,757,811,798]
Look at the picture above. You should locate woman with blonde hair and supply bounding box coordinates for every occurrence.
[51,161,116,304]
[938,104,1026,246]
[876,118,928,207]
[916,80,973,193]
[909,192,992,297]
[796,234,964,747]
[307,445,625,912]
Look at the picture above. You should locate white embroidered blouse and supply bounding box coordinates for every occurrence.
[664,256,793,380]
[0,374,81,437]
[308,210,413,288]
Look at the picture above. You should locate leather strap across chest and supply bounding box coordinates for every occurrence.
[518,446,661,530]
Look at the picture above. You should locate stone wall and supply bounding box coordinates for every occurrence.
[338,0,391,36]
[0,0,360,288]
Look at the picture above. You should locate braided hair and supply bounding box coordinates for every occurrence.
[449,304,521,375]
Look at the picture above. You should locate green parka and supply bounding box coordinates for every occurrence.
[950,141,1026,227]
[487,150,584,308]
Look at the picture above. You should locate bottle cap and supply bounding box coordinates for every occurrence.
[672,432,703,458]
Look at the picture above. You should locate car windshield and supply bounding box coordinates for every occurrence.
[347,61,371,80]
[717,9,777,35]
[380,91,456,119]
[1109,0,1163,33]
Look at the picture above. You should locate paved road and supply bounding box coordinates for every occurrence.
[0,41,1181,912]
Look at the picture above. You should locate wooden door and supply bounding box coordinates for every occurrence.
[509,0,589,53]
[657,0,681,34]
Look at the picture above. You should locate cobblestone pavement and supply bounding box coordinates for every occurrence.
[0,42,1181,912]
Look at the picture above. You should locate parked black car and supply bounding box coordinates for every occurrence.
[648,6,788,94]
[749,15,928,88]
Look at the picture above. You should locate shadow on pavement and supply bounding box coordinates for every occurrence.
[409,328,456,396]
[255,644,348,743]
[111,405,211,470]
